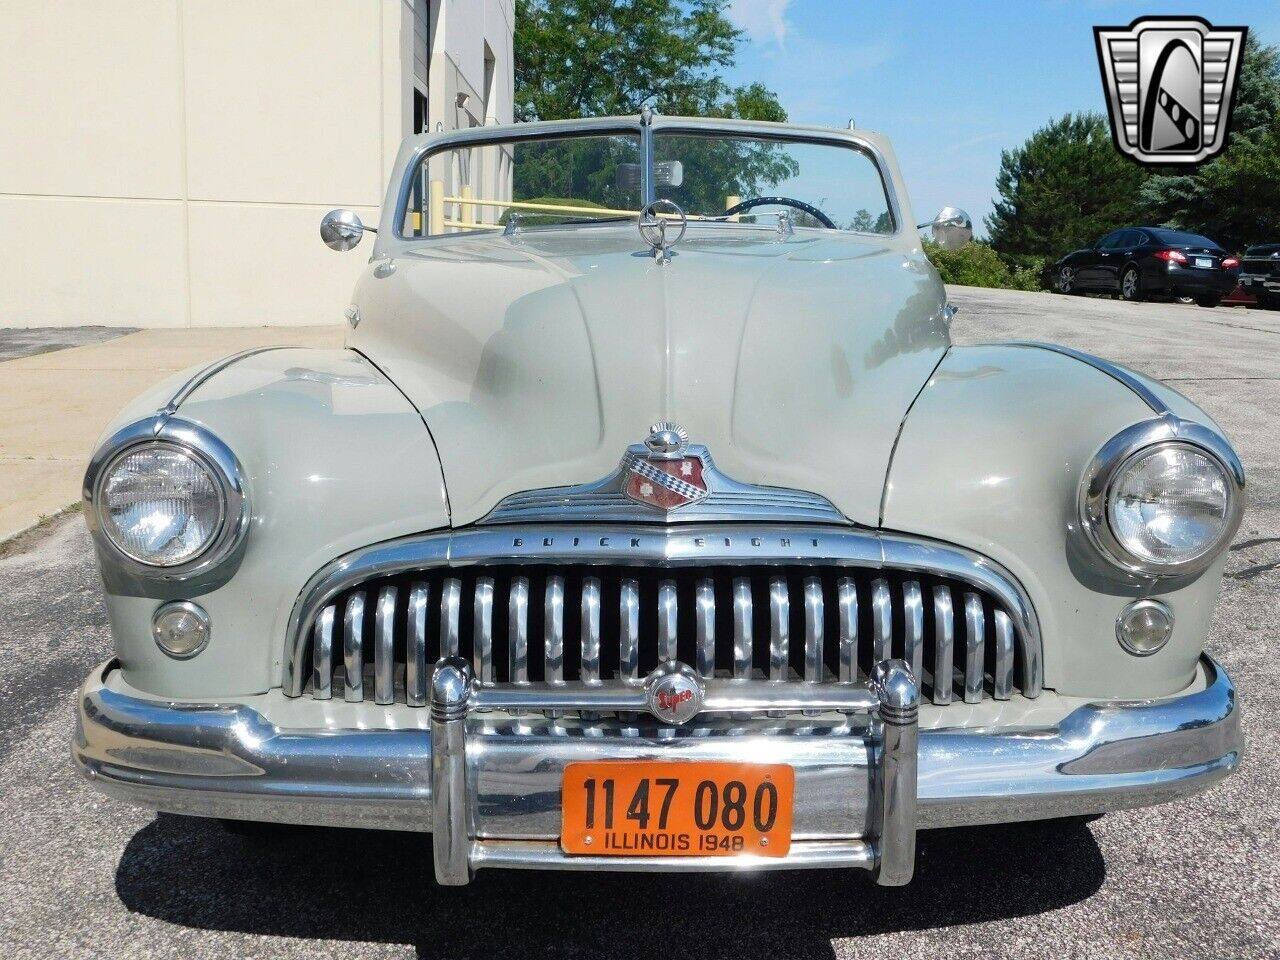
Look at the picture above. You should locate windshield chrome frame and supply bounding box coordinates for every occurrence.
[390,115,903,242]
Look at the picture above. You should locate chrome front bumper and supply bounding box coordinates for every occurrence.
[73,656,1240,886]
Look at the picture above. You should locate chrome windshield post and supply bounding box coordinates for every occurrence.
[639,104,656,205]
[869,659,919,886]
[431,657,474,885]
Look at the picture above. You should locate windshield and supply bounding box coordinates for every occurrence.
[400,128,893,237]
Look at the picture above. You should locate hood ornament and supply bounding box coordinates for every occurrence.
[638,199,687,264]
[625,422,707,511]
[480,424,846,525]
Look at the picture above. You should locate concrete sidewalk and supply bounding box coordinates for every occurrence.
[0,326,344,542]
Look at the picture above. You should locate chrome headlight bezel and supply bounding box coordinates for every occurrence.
[1081,418,1245,578]
[84,417,250,579]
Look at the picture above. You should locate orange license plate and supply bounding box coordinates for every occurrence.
[561,761,794,857]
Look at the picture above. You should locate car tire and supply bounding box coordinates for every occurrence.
[1055,265,1076,294]
[1195,295,1222,308]
[1175,295,1195,305]
[1120,266,1142,302]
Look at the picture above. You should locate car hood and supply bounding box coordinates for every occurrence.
[351,225,948,527]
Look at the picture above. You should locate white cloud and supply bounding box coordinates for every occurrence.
[727,0,793,46]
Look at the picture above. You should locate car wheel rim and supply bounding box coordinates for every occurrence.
[1123,271,1137,298]
[1059,268,1074,292]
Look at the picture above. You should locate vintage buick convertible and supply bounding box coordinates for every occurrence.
[74,113,1243,886]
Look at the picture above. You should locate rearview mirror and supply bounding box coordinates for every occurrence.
[320,209,374,252]
[918,207,973,250]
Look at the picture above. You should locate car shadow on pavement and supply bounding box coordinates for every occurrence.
[115,814,1104,959]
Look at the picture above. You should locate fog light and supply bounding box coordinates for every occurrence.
[152,601,211,659]
[1116,600,1173,656]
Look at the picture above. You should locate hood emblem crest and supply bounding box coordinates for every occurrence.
[623,422,708,511]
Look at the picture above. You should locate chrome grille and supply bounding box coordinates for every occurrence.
[298,564,1037,708]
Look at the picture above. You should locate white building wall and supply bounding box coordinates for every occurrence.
[0,0,512,328]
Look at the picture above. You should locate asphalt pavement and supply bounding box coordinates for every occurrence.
[1,288,1277,958]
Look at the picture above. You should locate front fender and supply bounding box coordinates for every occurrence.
[92,349,450,699]
[882,344,1231,699]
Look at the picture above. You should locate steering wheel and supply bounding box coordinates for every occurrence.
[720,196,836,229]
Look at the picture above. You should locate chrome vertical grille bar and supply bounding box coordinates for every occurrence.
[932,586,954,705]
[837,577,858,682]
[902,580,924,683]
[619,578,640,680]
[406,583,429,706]
[992,609,1015,700]
[768,577,790,681]
[508,577,529,685]
[545,574,565,683]
[440,578,461,658]
[311,605,334,700]
[657,579,678,662]
[871,578,893,662]
[374,585,397,705]
[963,593,985,704]
[732,577,753,679]
[473,577,494,685]
[580,577,602,683]
[343,592,365,703]
[803,577,823,682]
[694,579,716,678]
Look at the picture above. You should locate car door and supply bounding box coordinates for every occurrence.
[1105,230,1144,290]
[1076,232,1121,288]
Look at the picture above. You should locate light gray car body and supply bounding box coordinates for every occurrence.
[74,115,1243,885]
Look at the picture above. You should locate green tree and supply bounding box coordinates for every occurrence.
[514,0,786,121]
[1140,36,1280,250]
[985,112,1150,259]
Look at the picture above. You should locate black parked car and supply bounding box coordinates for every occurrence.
[1052,227,1240,307]
[1239,243,1280,309]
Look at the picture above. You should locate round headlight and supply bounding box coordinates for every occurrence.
[1082,420,1244,577]
[99,443,225,566]
[1107,443,1231,568]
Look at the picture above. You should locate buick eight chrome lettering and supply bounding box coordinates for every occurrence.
[73,112,1244,886]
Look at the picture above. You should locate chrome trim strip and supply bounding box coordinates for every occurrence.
[580,577,601,684]
[1005,341,1170,415]
[157,346,298,420]
[472,678,879,713]
[695,579,716,678]
[902,580,924,683]
[732,577,753,679]
[837,577,858,683]
[619,578,640,680]
[871,579,892,662]
[769,577,790,682]
[311,606,334,700]
[343,593,364,703]
[473,577,495,685]
[440,579,461,658]
[993,609,1015,701]
[963,593,985,704]
[932,586,954,706]
[508,577,529,686]
[657,579,678,663]
[374,586,397,705]
[406,583,430,707]
[283,524,1044,701]
[544,575,565,684]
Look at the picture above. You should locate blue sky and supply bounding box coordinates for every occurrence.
[723,1,1280,236]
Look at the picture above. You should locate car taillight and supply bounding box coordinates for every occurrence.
[1222,257,1240,269]
[1154,249,1188,264]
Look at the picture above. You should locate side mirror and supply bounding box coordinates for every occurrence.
[918,207,973,250]
[320,209,374,252]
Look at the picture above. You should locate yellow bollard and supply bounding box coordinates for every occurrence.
[430,179,445,234]
[462,185,475,226]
